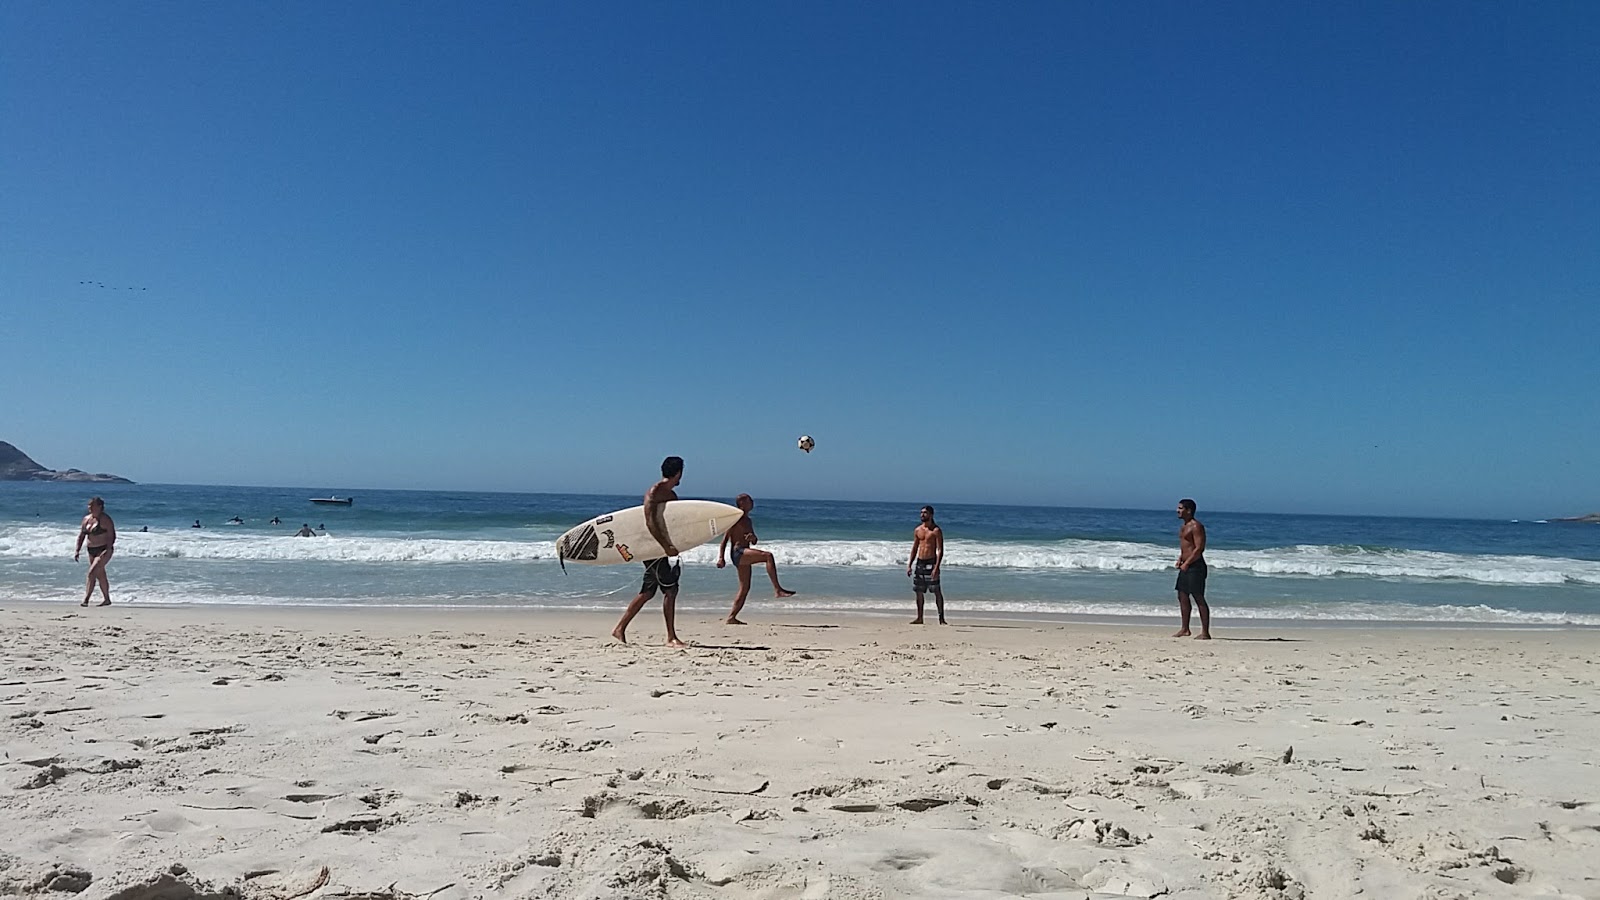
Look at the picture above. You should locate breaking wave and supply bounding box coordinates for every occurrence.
[2,527,1597,587]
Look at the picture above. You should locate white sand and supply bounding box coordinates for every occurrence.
[2,602,1596,899]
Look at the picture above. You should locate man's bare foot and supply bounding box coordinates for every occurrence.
[938,619,948,625]
[97,600,111,607]
[909,618,924,625]
[775,588,796,598]
[1172,629,1191,637]
[1195,633,1212,640]
[611,628,628,644]
[80,599,90,607]
[666,638,688,648]
[725,617,747,625]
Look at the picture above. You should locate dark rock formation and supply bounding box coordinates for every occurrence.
[1551,512,1600,523]
[0,441,133,483]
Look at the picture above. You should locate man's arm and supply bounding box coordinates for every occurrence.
[643,486,678,556]
[907,530,920,574]
[932,527,944,576]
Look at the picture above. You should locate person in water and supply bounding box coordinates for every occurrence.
[295,524,316,537]
[74,497,116,607]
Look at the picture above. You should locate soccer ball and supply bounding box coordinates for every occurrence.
[797,435,815,453]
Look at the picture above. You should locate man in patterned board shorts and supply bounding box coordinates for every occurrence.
[612,456,688,647]
[907,505,947,625]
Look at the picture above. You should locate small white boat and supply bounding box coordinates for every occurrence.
[309,496,354,506]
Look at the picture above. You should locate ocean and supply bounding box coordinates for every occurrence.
[2,482,1596,626]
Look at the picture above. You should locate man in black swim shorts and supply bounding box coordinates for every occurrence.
[1173,498,1211,639]
[612,456,689,647]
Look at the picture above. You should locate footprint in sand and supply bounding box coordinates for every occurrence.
[320,815,397,834]
[580,792,715,820]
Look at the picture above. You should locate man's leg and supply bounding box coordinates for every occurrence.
[741,548,795,598]
[727,567,753,624]
[662,588,687,647]
[1173,591,1192,637]
[911,589,926,624]
[932,585,947,625]
[1192,591,1211,639]
[613,588,655,643]
[763,558,795,598]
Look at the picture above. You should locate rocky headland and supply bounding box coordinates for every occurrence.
[0,441,133,483]
[1551,512,1600,523]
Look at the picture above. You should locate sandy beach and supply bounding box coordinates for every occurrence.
[2,602,1595,899]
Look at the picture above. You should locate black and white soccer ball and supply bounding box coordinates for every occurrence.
[797,435,815,453]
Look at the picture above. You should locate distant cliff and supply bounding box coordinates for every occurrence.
[0,441,133,483]
[1552,512,1600,523]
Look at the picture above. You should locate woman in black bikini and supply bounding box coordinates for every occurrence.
[74,496,116,606]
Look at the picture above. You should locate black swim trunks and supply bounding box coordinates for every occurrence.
[640,557,681,596]
[912,558,939,592]
[1175,559,1207,596]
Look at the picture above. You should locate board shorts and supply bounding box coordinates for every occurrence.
[730,547,746,567]
[1175,559,1207,596]
[641,557,681,596]
[912,558,939,592]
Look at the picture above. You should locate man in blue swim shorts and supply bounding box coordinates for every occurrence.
[716,493,795,624]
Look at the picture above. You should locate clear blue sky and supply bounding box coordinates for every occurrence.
[3,2,1596,519]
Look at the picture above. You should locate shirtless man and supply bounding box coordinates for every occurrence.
[907,505,946,625]
[1173,498,1211,639]
[612,456,688,647]
[716,493,795,624]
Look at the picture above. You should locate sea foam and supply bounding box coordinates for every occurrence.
[3,525,1597,587]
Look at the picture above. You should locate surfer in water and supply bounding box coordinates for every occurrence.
[908,505,947,624]
[1173,498,1211,639]
[612,456,688,647]
[717,493,796,624]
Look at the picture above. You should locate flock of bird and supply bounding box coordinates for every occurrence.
[79,281,148,290]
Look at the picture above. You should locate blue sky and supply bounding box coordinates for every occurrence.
[3,2,1596,519]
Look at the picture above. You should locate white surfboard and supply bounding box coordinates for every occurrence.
[556,500,743,567]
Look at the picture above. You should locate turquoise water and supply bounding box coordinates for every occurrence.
[2,482,1597,625]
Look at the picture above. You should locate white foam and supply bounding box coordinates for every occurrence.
[3,526,1598,587]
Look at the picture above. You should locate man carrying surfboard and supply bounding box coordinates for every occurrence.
[611,456,689,647]
[717,493,796,624]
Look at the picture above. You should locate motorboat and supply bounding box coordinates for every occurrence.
[308,496,354,505]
